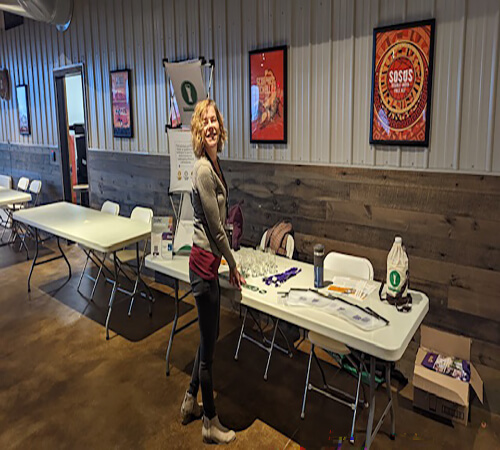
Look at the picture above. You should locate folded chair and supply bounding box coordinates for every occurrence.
[15,180,43,254]
[3,177,31,251]
[108,206,155,317]
[301,251,374,444]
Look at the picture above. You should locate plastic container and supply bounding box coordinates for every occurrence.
[314,244,325,288]
[387,236,408,298]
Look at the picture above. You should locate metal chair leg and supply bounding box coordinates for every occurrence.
[264,318,280,381]
[234,307,248,361]
[90,255,105,301]
[301,344,314,419]
[77,252,91,293]
[105,253,119,340]
[313,351,329,389]
[386,362,396,440]
[349,360,363,444]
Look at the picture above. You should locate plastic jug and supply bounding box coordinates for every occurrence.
[386,236,408,298]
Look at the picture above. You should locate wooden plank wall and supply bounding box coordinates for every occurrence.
[0,143,63,204]
[87,149,500,370]
[88,150,173,217]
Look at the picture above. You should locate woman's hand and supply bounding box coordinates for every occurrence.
[229,266,246,290]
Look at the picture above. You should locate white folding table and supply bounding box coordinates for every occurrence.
[145,252,429,449]
[0,187,32,255]
[14,202,153,339]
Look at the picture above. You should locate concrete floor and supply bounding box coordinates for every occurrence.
[0,239,499,449]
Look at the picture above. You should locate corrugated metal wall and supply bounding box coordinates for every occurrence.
[0,0,499,173]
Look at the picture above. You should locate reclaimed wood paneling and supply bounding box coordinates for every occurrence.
[0,143,63,204]
[88,149,173,217]
[84,150,500,369]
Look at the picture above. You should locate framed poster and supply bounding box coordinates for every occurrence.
[16,84,30,135]
[370,19,435,147]
[111,69,133,138]
[249,45,287,144]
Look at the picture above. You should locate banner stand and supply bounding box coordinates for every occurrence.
[163,56,215,255]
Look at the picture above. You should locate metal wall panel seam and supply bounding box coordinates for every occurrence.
[143,0,156,154]
[100,0,113,152]
[486,7,499,172]
[308,2,313,163]
[91,0,106,150]
[5,27,16,141]
[424,0,437,169]
[349,0,356,166]
[28,21,42,144]
[40,24,54,146]
[0,32,7,141]
[113,0,125,152]
[35,23,48,146]
[152,0,166,154]
[104,0,117,151]
[123,0,136,152]
[81,2,94,148]
[454,0,467,171]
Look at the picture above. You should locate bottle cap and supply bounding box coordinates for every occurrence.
[395,236,402,244]
[314,244,324,255]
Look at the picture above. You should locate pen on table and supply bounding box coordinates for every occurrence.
[365,306,390,325]
[277,287,309,295]
[311,289,389,325]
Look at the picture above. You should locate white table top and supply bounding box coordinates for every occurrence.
[14,202,151,253]
[0,188,32,207]
[145,252,429,361]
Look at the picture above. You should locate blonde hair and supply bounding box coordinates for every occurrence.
[191,99,227,158]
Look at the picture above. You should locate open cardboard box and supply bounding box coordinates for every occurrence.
[413,325,483,426]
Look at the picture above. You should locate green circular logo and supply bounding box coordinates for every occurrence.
[389,270,401,287]
[181,81,197,105]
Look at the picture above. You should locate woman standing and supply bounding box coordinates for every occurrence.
[180,99,245,444]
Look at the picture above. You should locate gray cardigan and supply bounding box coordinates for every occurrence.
[191,156,237,269]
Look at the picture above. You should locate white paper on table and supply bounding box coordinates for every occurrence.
[330,276,378,301]
[323,299,386,331]
[284,290,331,308]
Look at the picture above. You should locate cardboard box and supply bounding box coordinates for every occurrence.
[413,325,483,426]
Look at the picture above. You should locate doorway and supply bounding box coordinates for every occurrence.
[54,65,89,206]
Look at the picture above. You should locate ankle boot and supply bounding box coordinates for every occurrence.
[202,415,236,444]
[180,391,203,425]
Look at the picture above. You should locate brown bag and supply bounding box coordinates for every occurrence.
[264,221,293,256]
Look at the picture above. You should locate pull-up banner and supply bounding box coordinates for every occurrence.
[164,59,206,126]
[168,128,195,193]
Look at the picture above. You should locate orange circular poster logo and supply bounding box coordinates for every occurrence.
[371,20,435,146]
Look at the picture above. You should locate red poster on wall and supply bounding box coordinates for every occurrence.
[370,19,435,147]
[249,46,287,144]
[111,69,133,138]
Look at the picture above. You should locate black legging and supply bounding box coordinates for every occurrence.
[188,269,220,420]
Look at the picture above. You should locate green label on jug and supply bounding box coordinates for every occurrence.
[389,270,401,288]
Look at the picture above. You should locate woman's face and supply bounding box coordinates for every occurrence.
[202,105,220,150]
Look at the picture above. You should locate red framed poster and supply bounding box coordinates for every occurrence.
[370,19,435,147]
[111,69,133,138]
[249,45,287,144]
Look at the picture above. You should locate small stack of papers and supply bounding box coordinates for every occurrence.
[328,276,378,301]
